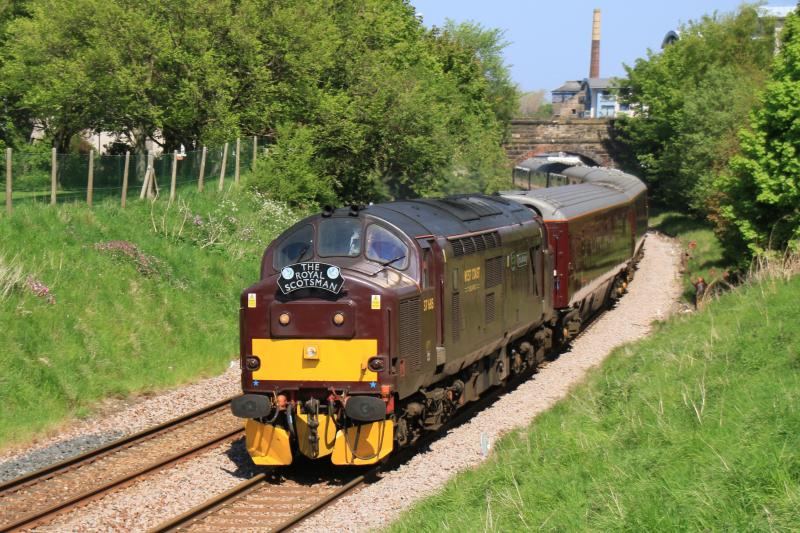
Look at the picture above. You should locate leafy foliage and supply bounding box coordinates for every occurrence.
[614,6,774,212]
[246,124,336,209]
[715,9,800,256]
[0,0,518,202]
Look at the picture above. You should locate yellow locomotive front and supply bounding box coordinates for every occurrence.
[231,208,420,466]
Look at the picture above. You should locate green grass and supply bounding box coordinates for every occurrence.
[650,209,729,302]
[388,274,800,531]
[0,185,301,448]
[2,189,83,201]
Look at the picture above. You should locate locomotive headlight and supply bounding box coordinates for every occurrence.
[333,311,346,326]
[244,356,261,371]
[367,356,386,372]
[278,312,291,326]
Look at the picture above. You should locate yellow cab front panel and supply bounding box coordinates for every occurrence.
[250,338,379,384]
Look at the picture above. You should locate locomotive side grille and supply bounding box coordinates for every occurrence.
[485,292,496,323]
[452,292,461,343]
[399,297,422,372]
[485,256,503,288]
[449,231,502,257]
[462,237,476,255]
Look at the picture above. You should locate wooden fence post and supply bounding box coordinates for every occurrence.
[252,135,257,170]
[148,152,158,199]
[121,151,130,208]
[87,149,94,207]
[140,151,153,199]
[218,142,228,191]
[198,146,206,192]
[234,138,240,185]
[5,147,11,215]
[139,153,148,199]
[170,150,177,203]
[50,147,57,205]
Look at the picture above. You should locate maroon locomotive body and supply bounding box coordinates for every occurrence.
[232,169,646,466]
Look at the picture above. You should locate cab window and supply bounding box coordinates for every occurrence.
[366,225,408,269]
[318,218,362,257]
[273,224,313,270]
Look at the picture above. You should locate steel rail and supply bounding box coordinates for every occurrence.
[0,397,239,533]
[151,379,516,533]
[269,468,376,533]
[149,472,271,533]
[1,426,243,533]
[0,396,233,494]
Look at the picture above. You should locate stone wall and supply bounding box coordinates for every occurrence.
[504,118,617,167]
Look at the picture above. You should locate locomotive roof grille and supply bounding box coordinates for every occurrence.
[414,195,504,221]
[449,231,502,257]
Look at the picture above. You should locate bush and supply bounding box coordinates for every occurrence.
[714,9,800,257]
[245,124,336,209]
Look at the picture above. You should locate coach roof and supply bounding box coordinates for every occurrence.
[499,183,632,221]
[561,167,646,200]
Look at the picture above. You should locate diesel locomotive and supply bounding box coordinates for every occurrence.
[231,168,647,466]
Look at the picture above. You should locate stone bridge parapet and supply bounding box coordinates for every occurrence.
[504,118,618,168]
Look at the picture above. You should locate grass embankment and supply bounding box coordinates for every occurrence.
[649,209,728,302]
[389,221,799,531]
[0,188,300,448]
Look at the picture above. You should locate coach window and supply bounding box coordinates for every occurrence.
[273,224,314,270]
[318,218,362,258]
[366,225,409,269]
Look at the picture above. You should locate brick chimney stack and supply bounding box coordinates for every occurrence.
[589,8,601,78]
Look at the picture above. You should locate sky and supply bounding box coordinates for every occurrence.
[409,1,791,93]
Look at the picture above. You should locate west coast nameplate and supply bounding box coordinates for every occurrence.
[278,262,345,294]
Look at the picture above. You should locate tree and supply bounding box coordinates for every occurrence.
[0,0,518,202]
[614,6,774,212]
[715,7,800,256]
[518,90,553,119]
[0,0,268,153]
[439,20,518,135]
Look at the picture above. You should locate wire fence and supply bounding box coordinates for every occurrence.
[1,136,270,212]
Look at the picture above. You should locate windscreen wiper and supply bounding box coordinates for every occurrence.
[295,244,311,263]
[380,254,405,267]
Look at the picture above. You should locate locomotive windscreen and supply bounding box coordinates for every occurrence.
[318,218,362,257]
[273,224,313,269]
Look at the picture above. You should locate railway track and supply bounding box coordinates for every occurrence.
[0,397,241,533]
[150,378,524,533]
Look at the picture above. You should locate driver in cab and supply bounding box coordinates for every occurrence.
[366,226,406,267]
